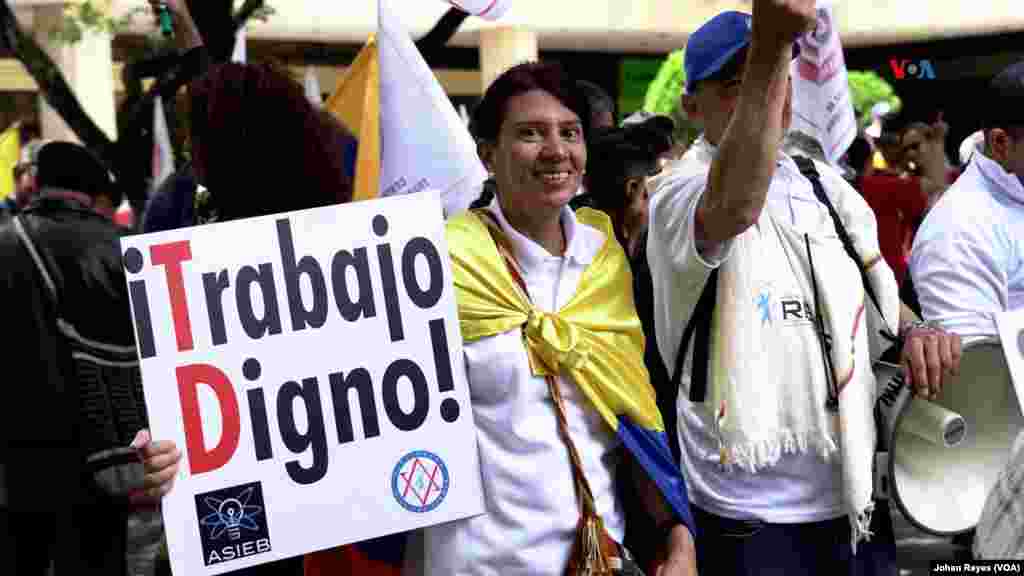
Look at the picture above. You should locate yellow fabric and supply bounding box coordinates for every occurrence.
[0,124,19,200]
[446,207,663,432]
[872,150,888,171]
[327,37,380,202]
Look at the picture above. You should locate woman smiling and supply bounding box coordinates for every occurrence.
[405,62,698,575]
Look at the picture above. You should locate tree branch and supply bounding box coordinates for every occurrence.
[187,0,234,62]
[115,47,210,214]
[0,0,115,164]
[415,7,469,62]
[122,47,209,131]
[233,0,266,31]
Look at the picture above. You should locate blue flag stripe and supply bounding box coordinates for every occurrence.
[617,416,697,538]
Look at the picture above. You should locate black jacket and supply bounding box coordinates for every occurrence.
[0,194,136,575]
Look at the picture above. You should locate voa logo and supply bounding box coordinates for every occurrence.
[889,59,936,80]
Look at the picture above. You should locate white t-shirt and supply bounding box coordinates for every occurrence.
[911,152,1024,341]
[646,137,894,523]
[405,198,623,575]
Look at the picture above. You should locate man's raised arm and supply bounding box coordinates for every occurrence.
[697,0,816,249]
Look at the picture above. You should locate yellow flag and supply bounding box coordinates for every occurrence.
[0,124,19,200]
[327,37,380,202]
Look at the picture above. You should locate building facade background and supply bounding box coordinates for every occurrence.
[1,0,1022,149]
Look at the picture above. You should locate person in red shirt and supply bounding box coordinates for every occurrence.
[859,170,927,286]
[900,119,960,208]
[855,119,953,286]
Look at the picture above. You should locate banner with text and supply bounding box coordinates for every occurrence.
[790,1,857,164]
[122,192,484,575]
[378,0,489,217]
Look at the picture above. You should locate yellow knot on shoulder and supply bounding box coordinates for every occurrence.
[524,307,590,372]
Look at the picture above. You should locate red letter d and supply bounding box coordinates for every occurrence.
[177,364,240,475]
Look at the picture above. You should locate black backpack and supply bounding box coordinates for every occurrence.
[12,215,148,499]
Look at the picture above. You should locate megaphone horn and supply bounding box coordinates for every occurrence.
[873,338,1024,536]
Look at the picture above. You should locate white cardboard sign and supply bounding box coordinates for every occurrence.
[121,191,484,575]
[378,0,489,218]
[790,1,857,164]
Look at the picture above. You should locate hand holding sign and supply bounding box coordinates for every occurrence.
[123,192,484,575]
[445,0,510,20]
[131,429,181,503]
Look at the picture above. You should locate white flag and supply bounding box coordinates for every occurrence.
[378,0,488,217]
[789,1,856,164]
[151,95,174,196]
[445,0,510,21]
[304,67,324,106]
[232,26,247,64]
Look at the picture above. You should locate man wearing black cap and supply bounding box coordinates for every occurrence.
[0,141,141,575]
[645,1,961,574]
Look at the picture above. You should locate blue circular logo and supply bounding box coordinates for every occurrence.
[391,450,449,513]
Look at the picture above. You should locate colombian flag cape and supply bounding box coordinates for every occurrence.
[306,208,695,574]
[447,207,696,538]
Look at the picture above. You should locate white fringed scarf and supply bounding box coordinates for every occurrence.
[705,162,900,551]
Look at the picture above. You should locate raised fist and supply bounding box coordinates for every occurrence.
[752,0,818,48]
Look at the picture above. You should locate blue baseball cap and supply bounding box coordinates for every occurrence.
[684,11,799,94]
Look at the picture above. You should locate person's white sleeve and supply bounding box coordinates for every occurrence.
[646,169,735,375]
[648,171,735,276]
[910,227,1007,340]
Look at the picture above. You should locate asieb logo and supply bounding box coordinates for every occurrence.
[195,481,272,567]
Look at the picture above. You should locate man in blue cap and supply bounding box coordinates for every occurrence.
[644,1,962,574]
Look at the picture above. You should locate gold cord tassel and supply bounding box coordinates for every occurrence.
[567,513,616,576]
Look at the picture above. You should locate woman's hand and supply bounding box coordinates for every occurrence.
[130,429,183,505]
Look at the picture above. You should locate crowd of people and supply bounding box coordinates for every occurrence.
[1,0,1023,574]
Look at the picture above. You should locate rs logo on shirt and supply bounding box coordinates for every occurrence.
[779,297,817,326]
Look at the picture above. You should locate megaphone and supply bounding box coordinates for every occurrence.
[874,338,1024,535]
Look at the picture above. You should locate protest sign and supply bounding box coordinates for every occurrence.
[378,0,489,217]
[122,191,484,575]
[790,1,857,164]
[327,0,489,218]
